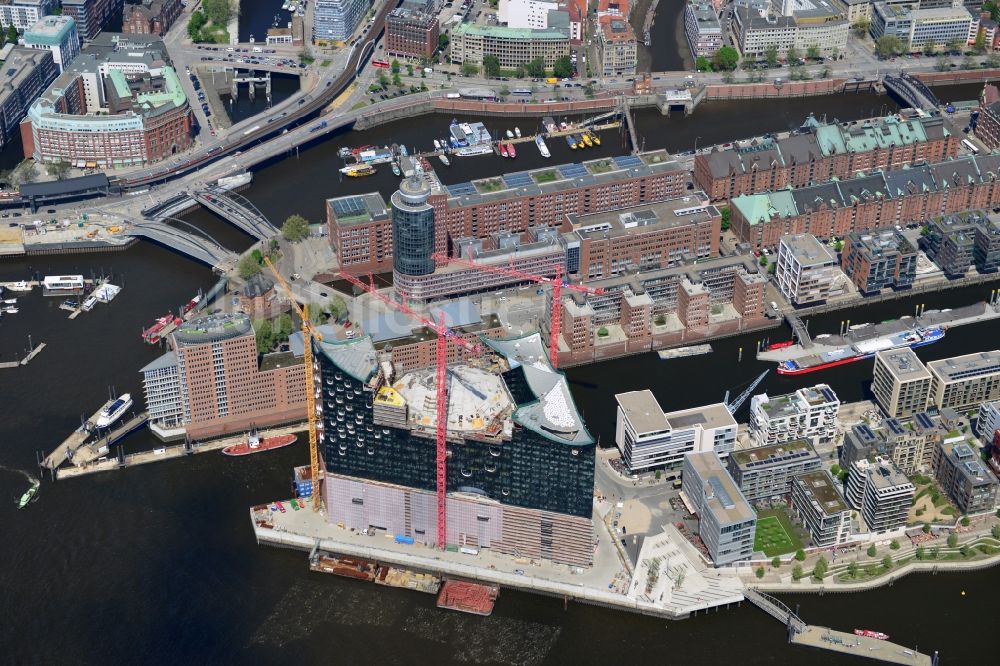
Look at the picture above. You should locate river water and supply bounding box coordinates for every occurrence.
[3,83,1000,663]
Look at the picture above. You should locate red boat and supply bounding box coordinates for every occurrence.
[182,294,202,314]
[766,340,795,351]
[142,313,182,344]
[507,142,516,158]
[222,431,297,456]
[854,629,889,641]
[498,142,509,158]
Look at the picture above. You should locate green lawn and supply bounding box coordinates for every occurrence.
[753,510,803,556]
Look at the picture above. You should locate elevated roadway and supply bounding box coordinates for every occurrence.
[191,186,278,239]
[127,220,238,269]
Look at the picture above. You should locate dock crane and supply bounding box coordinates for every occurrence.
[263,257,323,512]
[723,370,770,415]
[339,271,481,549]
[430,252,605,368]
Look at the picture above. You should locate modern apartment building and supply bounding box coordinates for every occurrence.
[925,213,1000,276]
[0,48,57,151]
[790,470,852,547]
[775,233,839,306]
[122,0,182,37]
[749,384,840,446]
[845,457,915,533]
[870,2,975,51]
[978,399,1000,443]
[596,16,637,76]
[314,0,372,43]
[0,0,55,31]
[927,350,1000,410]
[139,313,307,439]
[872,348,931,418]
[726,439,823,502]
[450,23,570,69]
[21,35,194,168]
[22,15,80,72]
[840,415,938,476]
[694,115,957,201]
[935,440,999,514]
[61,0,124,40]
[841,228,918,294]
[615,391,737,473]
[685,1,723,57]
[317,332,596,566]
[729,154,1000,251]
[682,452,757,566]
[733,0,848,59]
[385,1,439,58]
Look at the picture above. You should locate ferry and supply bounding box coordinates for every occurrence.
[507,142,516,158]
[439,153,451,166]
[535,135,551,158]
[455,145,493,157]
[566,135,577,149]
[854,629,889,641]
[17,481,39,509]
[340,164,375,177]
[776,327,945,375]
[7,281,31,292]
[514,127,521,138]
[96,394,133,429]
[498,142,509,158]
[587,131,601,146]
[223,430,297,456]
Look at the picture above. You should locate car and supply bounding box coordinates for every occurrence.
[513,569,525,575]
[277,502,286,513]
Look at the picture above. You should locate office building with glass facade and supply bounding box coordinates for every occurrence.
[391,176,436,278]
[314,0,372,43]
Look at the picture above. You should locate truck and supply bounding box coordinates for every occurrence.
[310,121,328,133]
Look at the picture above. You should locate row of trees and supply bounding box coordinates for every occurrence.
[875,34,977,59]
[695,46,739,72]
[463,55,574,80]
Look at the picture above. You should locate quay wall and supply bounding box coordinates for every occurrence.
[4,239,138,258]
[912,69,1000,86]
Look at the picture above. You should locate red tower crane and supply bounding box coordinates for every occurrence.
[338,272,481,550]
[430,252,604,368]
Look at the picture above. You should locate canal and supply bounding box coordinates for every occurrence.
[2,83,1000,663]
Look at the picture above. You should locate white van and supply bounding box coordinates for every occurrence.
[252,46,263,53]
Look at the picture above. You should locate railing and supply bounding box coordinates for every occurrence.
[744,587,806,633]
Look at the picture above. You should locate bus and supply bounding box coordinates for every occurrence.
[962,138,980,154]
[372,59,390,69]
[511,87,532,96]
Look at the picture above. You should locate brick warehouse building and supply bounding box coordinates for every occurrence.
[694,114,958,201]
[385,0,439,58]
[328,152,688,275]
[729,154,1000,251]
[314,332,596,566]
[123,0,183,37]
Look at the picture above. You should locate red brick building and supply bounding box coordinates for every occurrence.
[123,0,183,37]
[730,154,1000,251]
[386,0,440,59]
[694,115,959,201]
[976,83,1000,151]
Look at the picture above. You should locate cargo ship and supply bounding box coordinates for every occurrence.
[223,430,297,456]
[776,326,944,375]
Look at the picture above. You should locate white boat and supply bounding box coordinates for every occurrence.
[2,298,15,304]
[7,281,31,292]
[94,283,121,303]
[433,139,442,150]
[514,127,522,138]
[96,394,133,429]
[455,145,494,156]
[535,135,551,158]
[506,130,514,139]
[657,344,713,360]
[3,307,17,314]
[439,153,451,166]
[81,296,97,311]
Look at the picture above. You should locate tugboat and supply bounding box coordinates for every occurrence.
[223,429,298,456]
[17,481,39,509]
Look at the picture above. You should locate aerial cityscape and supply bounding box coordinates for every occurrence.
[7,0,1000,663]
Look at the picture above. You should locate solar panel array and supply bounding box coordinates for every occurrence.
[916,412,935,429]
[558,163,587,179]
[503,172,534,188]
[820,387,837,404]
[332,196,366,218]
[447,182,478,196]
[886,419,904,436]
[613,155,643,169]
[856,424,876,441]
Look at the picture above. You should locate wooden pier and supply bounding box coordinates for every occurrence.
[0,342,46,369]
[69,412,150,467]
[792,626,933,666]
[41,398,115,470]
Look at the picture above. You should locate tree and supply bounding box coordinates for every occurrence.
[482,54,501,78]
[947,533,958,548]
[759,255,768,267]
[992,524,1000,539]
[961,515,971,527]
[882,554,893,570]
[922,523,931,533]
[786,46,800,64]
[696,55,712,72]
[237,254,262,279]
[714,46,740,72]
[755,566,765,579]
[188,10,207,39]
[807,45,820,61]
[867,544,877,557]
[962,56,976,70]
[254,319,274,354]
[771,556,781,568]
[876,35,903,59]
[812,556,828,581]
[438,33,449,48]
[792,564,804,580]
[552,55,573,79]
[935,56,950,72]
[916,546,926,560]
[583,82,595,98]
[461,62,479,77]
[12,161,37,186]
[930,546,940,559]
[987,0,1000,21]
[46,160,71,181]
[764,43,779,68]
[281,214,310,242]
[406,63,414,76]
[277,313,294,340]
[392,72,402,87]
[889,539,900,550]
[720,206,731,231]
[923,39,937,57]
[847,561,858,578]
[327,294,348,322]
[202,0,232,26]
[946,38,965,55]
[851,18,870,38]
[6,23,16,44]
[526,57,546,78]
[794,549,806,561]
[391,58,401,74]
[498,85,510,98]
